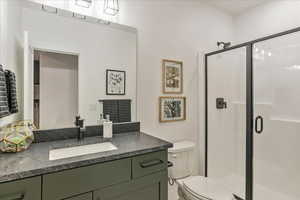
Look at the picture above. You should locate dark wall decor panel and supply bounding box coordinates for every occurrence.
[101,99,131,123]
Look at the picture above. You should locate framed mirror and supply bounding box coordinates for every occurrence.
[2,0,137,130]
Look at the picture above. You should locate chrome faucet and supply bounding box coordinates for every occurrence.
[78,119,86,140]
[75,115,81,126]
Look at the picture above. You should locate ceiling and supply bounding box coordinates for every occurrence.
[126,0,272,16]
[205,0,271,15]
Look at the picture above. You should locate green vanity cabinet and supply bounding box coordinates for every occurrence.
[94,150,168,200]
[0,177,41,200]
[64,192,93,200]
[132,150,168,179]
[0,150,168,200]
[43,158,131,200]
[94,170,168,200]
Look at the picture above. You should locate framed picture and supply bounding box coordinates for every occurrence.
[162,59,183,94]
[106,69,126,95]
[159,96,186,122]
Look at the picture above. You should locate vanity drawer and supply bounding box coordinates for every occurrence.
[0,177,41,200]
[64,192,92,200]
[43,158,131,200]
[132,150,167,179]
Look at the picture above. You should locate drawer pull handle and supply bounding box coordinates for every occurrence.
[140,159,164,168]
[167,161,173,168]
[0,193,24,200]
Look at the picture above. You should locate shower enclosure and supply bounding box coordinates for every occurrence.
[205,28,300,200]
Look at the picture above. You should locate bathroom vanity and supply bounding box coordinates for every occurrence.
[0,131,172,200]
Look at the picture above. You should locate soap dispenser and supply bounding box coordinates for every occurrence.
[103,115,113,138]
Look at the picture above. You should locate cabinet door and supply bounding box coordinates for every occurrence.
[64,192,92,200]
[0,177,41,200]
[43,158,131,200]
[132,150,167,179]
[97,183,159,200]
[94,170,167,200]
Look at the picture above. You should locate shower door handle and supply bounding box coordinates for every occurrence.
[255,116,264,134]
[233,194,244,200]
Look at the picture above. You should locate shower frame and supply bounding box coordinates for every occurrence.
[204,26,300,200]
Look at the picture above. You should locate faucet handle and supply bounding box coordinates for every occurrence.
[78,119,85,128]
[75,115,81,126]
[77,119,85,141]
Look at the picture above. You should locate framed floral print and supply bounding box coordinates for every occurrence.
[106,69,126,95]
[162,59,183,94]
[159,96,186,122]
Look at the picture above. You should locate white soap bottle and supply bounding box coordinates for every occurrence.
[103,115,113,138]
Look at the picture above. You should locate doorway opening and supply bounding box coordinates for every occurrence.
[33,50,79,129]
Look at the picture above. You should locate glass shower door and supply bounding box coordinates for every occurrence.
[253,31,300,200]
[206,47,247,199]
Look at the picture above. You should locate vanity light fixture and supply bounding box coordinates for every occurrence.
[41,4,58,14]
[75,0,92,8]
[103,0,119,16]
[73,12,87,20]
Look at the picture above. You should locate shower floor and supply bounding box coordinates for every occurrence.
[217,174,297,200]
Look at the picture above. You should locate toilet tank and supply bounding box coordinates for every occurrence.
[168,141,195,179]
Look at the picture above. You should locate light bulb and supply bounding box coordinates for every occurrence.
[41,4,58,13]
[73,12,86,20]
[75,0,92,8]
[103,0,119,16]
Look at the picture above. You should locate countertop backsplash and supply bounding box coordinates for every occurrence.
[33,122,140,143]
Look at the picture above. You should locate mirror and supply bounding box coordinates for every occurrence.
[1,0,137,130]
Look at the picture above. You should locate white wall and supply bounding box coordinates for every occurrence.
[234,1,300,44]
[22,8,137,126]
[118,0,234,174]
[39,52,78,129]
[0,0,23,126]
[4,0,235,175]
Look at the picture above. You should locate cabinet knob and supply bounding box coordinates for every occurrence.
[140,159,164,168]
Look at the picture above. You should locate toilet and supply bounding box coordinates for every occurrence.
[168,141,233,200]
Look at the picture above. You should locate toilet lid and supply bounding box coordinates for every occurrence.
[182,176,233,200]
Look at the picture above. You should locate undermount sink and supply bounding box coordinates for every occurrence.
[49,142,118,161]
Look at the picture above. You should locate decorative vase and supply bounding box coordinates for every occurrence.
[0,121,36,153]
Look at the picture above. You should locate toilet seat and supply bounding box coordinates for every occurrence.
[177,176,233,200]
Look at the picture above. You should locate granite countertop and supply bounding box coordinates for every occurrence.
[0,132,173,184]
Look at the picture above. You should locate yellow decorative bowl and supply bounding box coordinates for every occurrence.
[0,121,36,153]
